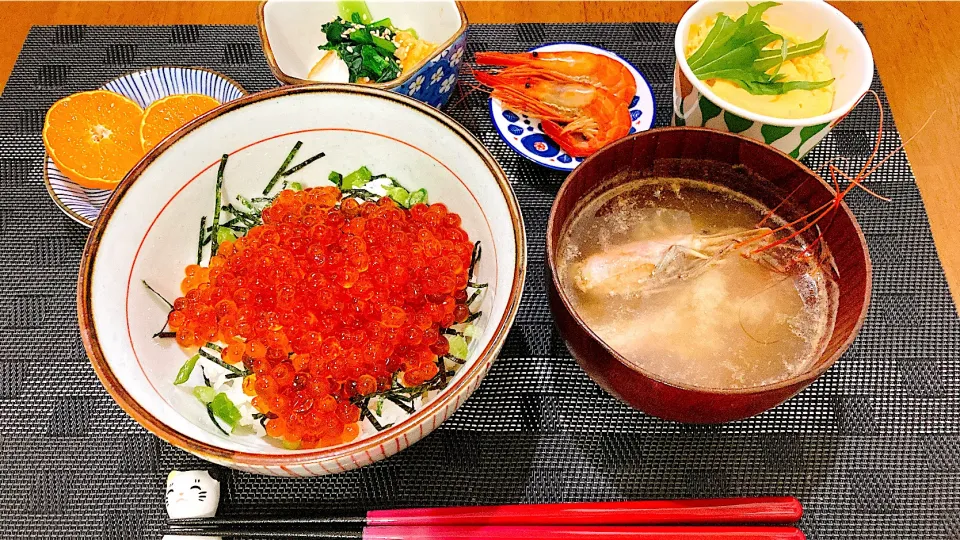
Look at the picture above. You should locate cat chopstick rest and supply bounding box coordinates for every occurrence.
[163,470,221,540]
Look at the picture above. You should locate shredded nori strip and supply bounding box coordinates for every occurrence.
[263,141,302,195]
[209,155,228,257]
[281,151,326,177]
[197,215,207,265]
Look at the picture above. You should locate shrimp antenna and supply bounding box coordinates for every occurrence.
[743,90,930,258]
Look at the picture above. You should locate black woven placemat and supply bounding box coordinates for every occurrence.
[0,23,957,539]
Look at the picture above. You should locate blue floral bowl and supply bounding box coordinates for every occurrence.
[258,0,468,108]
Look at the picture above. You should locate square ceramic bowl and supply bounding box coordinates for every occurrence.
[673,0,874,158]
[258,0,468,108]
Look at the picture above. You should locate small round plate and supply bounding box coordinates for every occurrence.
[44,67,246,227]
[487,43,656,172]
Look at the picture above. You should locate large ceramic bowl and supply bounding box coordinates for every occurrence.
[673,0,874,158]
[78,85,526,475]
[546,128,871,423]
[259,0,468,108]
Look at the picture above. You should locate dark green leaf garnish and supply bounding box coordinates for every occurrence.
[319,16,402,83]
[686,2,831,96]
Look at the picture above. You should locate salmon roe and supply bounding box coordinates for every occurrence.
[166,186,475,448]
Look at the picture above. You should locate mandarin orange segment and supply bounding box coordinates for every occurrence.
[42,90,145,190]
[139,94,220,152]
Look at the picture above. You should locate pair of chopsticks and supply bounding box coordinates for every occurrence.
[168,497,805,539]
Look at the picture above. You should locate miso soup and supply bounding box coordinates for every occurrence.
[557,177,837,389]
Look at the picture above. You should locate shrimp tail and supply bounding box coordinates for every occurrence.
[543,119,592,158]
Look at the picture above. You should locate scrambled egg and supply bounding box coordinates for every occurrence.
[686,17,835,119]
[394,31,436,75]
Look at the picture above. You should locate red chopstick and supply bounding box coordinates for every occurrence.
[365,497,802,526]
[362,525,805,539]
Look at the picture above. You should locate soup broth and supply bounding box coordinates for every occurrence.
[558,177,836,389]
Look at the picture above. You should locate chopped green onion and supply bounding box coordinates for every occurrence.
[446,334,468,360]
[174,354,200,385]
[193,385,216,404]
[461,324,479,339]
[211,392,242,430]
[290,182,304,191]
[384,185,410,207]
[216,227,237,245]
[342,166,373,190]
[328,171,343,187]
[281,439,301,450]
[407,188,428,206]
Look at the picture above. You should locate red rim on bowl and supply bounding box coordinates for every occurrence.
[546,127,871,422]
[78,84,527,466]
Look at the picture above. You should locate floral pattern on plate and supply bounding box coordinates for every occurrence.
[487,43,656,171]
[44,67,245,227]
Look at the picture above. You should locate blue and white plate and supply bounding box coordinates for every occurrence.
[44,67,246,227]
[488,43,656,172]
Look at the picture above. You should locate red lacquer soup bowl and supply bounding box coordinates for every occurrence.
[546,128,871,423]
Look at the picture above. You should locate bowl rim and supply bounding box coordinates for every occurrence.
[43,66,248,228]
[546,126,872,396]
[77,83,527,467]
[257,0,469,88]
[674,0,875,128]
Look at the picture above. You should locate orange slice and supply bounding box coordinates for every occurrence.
[139,94,220,152]
[42,90,145,190]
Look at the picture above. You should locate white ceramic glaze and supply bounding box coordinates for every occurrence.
[79,85,526,476]
[487,43,656,172]
[44,67,246,227]
[674,0,874,128]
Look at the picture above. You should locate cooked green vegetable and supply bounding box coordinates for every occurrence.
[687,2,831,96]
[338,0,373,24]
[319,14,402,83]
